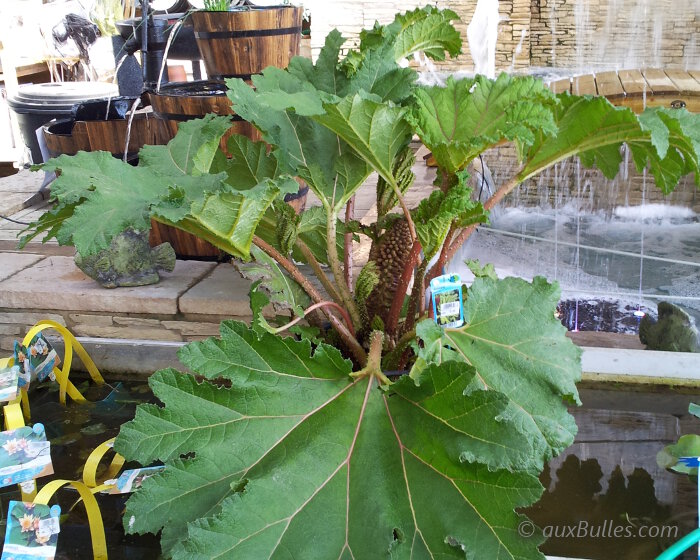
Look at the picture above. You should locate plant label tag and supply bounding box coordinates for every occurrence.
[430,274,464,329]
[1,501,60,559]
[0,364,20,403]
[103,465,166,494]
[0,424,54,488]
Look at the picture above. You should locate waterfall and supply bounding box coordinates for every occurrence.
[466,0,500,78]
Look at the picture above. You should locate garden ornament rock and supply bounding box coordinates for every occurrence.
[74,229,175,288]
[640,301,699,352]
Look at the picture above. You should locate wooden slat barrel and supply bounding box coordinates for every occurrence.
[149,80,261,259]
[149,80,262,149]
[43,115,162,162]
[190,6,303,81]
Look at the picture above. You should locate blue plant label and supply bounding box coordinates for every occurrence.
[1,500,60,559]
[430,273,464,329]
[0,425,53,488]
[0,364,20,403]
[103,465,166,495]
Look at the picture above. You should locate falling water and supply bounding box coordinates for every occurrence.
[549,0,557,67]
[156,18,184,92]
[508,29,528,73]
[123,97,143,163]
[566,0,697,71]
[466,0,500,78]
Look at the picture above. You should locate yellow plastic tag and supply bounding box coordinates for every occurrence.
[34,479,108,560]
[83,438,125,489]
[23,321,104,405]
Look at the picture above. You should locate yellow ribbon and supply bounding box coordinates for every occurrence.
[34,479,108,560]
[2,385,37,501]
[23,320,104,405]
[82,438,125,489]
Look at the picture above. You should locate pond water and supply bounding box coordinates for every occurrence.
[450,203,700,334]
[0,378,698,559]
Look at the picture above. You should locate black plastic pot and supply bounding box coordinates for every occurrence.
[7,82,119,164]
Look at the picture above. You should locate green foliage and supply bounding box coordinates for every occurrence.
[237,245,310,336]
[117,310,564,559]
[519,96,700,192]
[412,177,488,259]
[657,404,700,475]
[409,74,558,174]
[19,8,700,559]
[415,276,581,464]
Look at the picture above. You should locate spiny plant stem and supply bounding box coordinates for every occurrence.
[426,170,523,287]
[391,181,417,242]
[326,206,362,329]
[351,331,389,384]
[253,235,366,365]
[273,301,356,337]
[382,328,416,371]
[344,196,355,292]
[442,173,521,263]
[404,258,427,335]
[296,240,343,305]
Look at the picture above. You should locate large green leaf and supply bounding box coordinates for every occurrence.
[24,116,232,255]
[287,30,349,96]
[236,245,310,335]
[346,6,462,73]
[138,114,231,176]
[410,74,558,173]
[519,97,700,191]
[116,322,548,559]
[412,178,488,259]
[226,73,372,210]
[416,276,581,464]
[313,92,413,207]
[166,177,295,259]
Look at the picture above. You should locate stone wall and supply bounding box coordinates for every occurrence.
[305,0,699,72]
[530,0,699,71]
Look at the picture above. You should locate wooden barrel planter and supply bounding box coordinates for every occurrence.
[149,80,261,149]
[149,80,260,259]
[43,115,162,162]
[190,5,303,81]
[42,97,161,163]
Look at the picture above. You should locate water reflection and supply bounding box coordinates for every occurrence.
[526,387,700,560]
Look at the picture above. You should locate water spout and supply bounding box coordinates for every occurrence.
[156,18,184,92]
[124,97,143,163]
[466,0,499,78]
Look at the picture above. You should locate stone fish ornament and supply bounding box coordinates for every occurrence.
[74,229,176,288]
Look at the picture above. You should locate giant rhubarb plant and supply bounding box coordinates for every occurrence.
[21,6,700,559]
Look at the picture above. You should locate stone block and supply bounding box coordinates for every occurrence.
[71,324,183,342]
[0,312,67,326]
[68,314,114,326]
[112,317,165,327]
[161,321,222,336]
[179,263,252,317]
[0,257,216,315]
[0,253,45,282]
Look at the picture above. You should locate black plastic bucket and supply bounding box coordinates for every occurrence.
[7,82,119,163]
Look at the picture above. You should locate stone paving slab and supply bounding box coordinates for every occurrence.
[179,262,252,317]
[0,252,44,282]
[0,256,216,314]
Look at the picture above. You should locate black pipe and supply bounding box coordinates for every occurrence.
[141,0,149,85]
